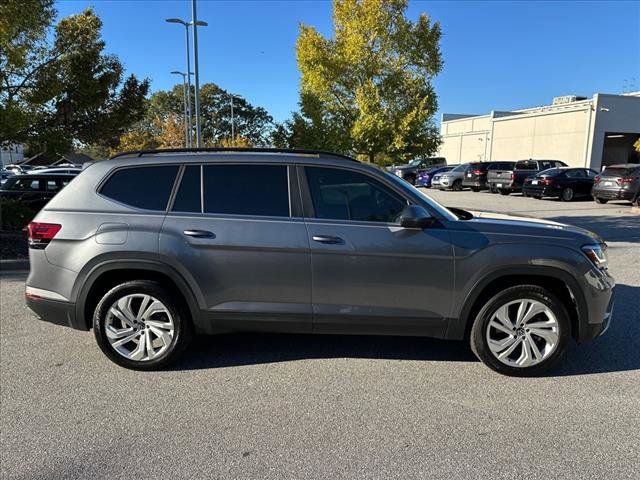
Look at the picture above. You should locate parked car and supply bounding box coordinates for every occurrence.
[522,167,598,201]
[4,164,34,174]
[0,173,75,211]
[26,167,82,175]
[487,159,568,195]
[462,161,516,192]
[25,148,614,376]
[592,164,640,206]
[438,163,470,190]
[415,165,456,188]
[389,157,446,184]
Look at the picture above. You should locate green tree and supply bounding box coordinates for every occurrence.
[0,2,149,154]
[295,0,443,164]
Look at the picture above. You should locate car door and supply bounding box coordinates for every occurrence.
[564,169,588,195]
[159,163,312,333]
[300,165,454,337]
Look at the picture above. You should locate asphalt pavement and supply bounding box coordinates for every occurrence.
[1,189,638,479]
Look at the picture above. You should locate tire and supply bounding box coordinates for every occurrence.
[533,196,542,200]
[452,179,463,191]
[93,280,193,370]
[405,175,416,185]
[499,189,510,195]
[471,187,480,192]
[470,285,570,376]
[595,197,608,204]
[633,195,640,207]
[489,186,498,194]
[561,187,575,202]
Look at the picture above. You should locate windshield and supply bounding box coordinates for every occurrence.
[408,159,422,167]
[382,170,458,221]
[538,168,561,177]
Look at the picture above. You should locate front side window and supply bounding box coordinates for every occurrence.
[305,167,406,223]
[203,164,289,217]
[100,165,179,211]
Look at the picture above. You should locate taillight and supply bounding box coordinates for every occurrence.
[509,172,514,180]
[620,177,638,185]
[27,222,61,249]
[472,169,483,175]
[543,178,554,185]
[594,176,600,184]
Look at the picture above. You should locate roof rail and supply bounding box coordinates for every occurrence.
[109,147,359,162]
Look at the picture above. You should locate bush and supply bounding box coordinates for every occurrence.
[0,199,35,231]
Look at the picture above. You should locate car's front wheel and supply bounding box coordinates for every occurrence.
[595,197,608,204]
[470,285,570,376]
[561,187,575,202]
[498,189,511,195]
[93,280,192,370]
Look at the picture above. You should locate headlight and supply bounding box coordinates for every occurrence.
[582,243,608,270]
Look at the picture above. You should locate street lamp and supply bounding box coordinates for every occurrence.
[165,15,208,148]
[171,71,192,147]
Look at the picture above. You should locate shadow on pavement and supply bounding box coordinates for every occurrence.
[172,285,639,376]
[172,331,476,371]
[549,214,640,243]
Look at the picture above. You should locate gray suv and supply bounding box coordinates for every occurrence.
[26,148,615,376]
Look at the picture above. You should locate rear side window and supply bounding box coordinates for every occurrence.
[515,161,537,170]
[565,169,585,178]
[203,164,289,217]
[100,166,179,211]
[172,166,201,213]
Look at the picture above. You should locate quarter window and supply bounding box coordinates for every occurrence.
[305,167,406,223]
[203,164,289,217]
[100,166,179,211]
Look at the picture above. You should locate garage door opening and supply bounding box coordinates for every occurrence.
[601,132,640,169]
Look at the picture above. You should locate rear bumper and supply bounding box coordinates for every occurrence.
[591,187,635,200]
[26,296,85,330]
[462,178,488,188]
[488,180,517,190]
[522,185,561,197]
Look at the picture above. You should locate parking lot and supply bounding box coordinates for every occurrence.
[1,189,639,479]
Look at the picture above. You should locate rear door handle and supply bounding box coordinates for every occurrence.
[312,235,344,245]
[183,229,215,239]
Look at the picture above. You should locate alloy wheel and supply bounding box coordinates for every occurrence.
[105,294,175,362]
[485,299,560,368]
[562,187,574,201]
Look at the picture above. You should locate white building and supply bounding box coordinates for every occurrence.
[438,92,640,170]
[0,143,24,167]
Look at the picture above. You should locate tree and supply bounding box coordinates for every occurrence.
[0,3,149,154]
[634,137,640,154]
[295,0,443,164]
[139,83,275,148]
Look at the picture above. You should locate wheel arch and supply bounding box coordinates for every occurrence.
[447,266,588,343]
[74,258,205,332]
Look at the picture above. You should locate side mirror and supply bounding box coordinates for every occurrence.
[399,205,433,228]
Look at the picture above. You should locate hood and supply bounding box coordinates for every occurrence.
[464,210,602,243]
[391,164,414,171]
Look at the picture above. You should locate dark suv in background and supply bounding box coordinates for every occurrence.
[462,161,516,192]
[487,159,568,195]
[26,148,614,376]
[592,164,640,206]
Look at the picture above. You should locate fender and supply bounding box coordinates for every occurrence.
[73,253,207,332]
[445,264,588,341]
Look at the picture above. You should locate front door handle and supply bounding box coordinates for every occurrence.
[312,235,344,245]
[183,229,215,239]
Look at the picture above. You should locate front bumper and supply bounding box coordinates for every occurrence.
[577,267,615,343]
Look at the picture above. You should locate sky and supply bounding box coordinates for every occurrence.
[55,0,640,123]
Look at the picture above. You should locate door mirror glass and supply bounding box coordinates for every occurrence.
[399,205,433,228]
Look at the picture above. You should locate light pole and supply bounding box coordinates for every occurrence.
[230,95,235,143]
[171,71,190,147]
[191,0,206,148]
[165,16,207,148]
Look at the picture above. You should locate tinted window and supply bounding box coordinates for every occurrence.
[565,169,586,178]
[172,166,201,213]
[515,161,537,170]
[602,166,638,177]
[585,169,597,178]
[7,178,41,191]
[203,164,289,217]
[101,166,179,210]
[305,167,406,223]
[539,168,561,177]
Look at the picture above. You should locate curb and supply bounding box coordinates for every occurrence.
[0,259,30,272]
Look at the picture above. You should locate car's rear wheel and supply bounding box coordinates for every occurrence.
[93,280,192,370]
[470,285,570,376]
[595,197,608,204]
[499,189,510,195]
[489,185,498,194]
[561,187,575,202]
[471,187,480,192]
